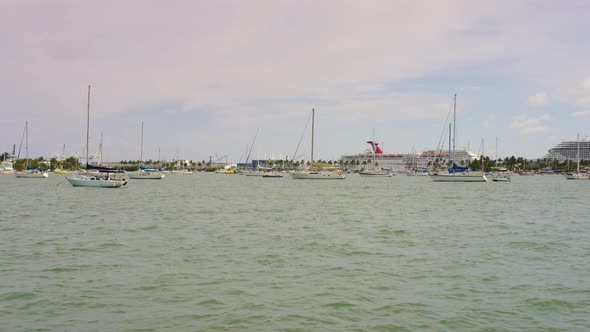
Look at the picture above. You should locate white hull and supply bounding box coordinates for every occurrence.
[564,173,589,180]
[359,171,392,177]
[16,171,48,178]
[263,172,285,178]
[430,173,488,182]
[245,172,266,176]
[129,172,166,179]
[67,175,127,187]
[291,171,346,180]
[406,172,428,176]
[492,177,511,182]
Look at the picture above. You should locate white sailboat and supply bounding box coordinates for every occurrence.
[490,137,511,182]
[564,133,589,180]
[66,85,128,188]
[15,121,48,178]
[291,109,345,180]
[244,129,267,176]
[430,94,487,182]
[359,132,392,177]
[129,122,165,180]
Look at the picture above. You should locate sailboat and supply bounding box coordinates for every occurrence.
[359,135,392,177]
[489,137,511,182]
[291,109,345,180]
[129,122,165,179]
[15,121,48,178]
[66,85,128,188]
[53,144,72,174]
[245,129,268,176]
[564,133,589,180]
[405,147,428,176]
[430,94,487,182]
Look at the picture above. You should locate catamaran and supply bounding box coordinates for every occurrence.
[291,109,345,180]
[66,85,128,188]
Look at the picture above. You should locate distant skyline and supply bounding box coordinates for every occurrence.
[1,1,590,162]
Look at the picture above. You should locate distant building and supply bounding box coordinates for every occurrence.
[545,139,590,162]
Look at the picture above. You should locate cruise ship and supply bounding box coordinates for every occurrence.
[545,138,590,162]
[340,148,477,172]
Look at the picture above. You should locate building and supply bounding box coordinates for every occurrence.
[339,149,478,171]
[544,138,590,162]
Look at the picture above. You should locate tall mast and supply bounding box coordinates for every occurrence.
[372,128,376,170]
[481,138,485,172]
[99,131,103,165]
[86,85,90,169]
[495,136,498,168]
[453,93,457,163]
[25,121,29,168]
[63,144,66,161]
[140,121,144,163]
[311,108,315,168]
[578,133,580,174]
[448,123,452,167]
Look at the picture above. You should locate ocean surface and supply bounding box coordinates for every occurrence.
[1,173,589,331]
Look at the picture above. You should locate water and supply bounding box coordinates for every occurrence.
[1,174,589,331]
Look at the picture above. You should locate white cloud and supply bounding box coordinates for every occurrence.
[571,110,590,117]
[479,113,496,127]
[584,76,590,89]
[527,92,548,107]
[511,114,551,133]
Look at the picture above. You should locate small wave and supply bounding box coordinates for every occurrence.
[0,291,35,301]
[322,302,355,308]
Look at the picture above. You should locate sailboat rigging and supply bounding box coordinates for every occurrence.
[66,85,128,187]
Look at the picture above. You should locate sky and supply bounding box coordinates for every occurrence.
[1,0,590,162]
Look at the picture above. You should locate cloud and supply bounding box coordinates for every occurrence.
[1,1,590,160]
[511,114,551,133]
[584,77,590,89]
[479,113,496,127]
[527,92,548,107]
[571,110,590,117]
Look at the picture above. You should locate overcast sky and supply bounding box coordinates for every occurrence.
[1,1,590,162]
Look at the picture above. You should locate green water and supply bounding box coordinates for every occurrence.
[1,174,589,331]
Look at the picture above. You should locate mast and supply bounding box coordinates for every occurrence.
[448,123,452,168]
[86,85,90,169]
[63,144,66,161]
[495,136,498,168]
[311,108,315,169]
[99,131,103,166]
[453,93,457,163]
[481,138,485,172]
[372,128,376,170]
[140,121,144,164]
[578,133,580,174]
[25,121,29,168]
